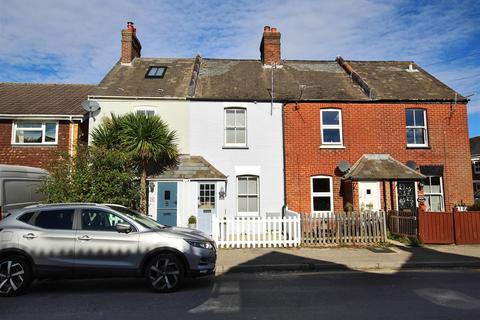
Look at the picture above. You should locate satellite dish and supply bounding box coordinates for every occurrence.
[406,160,417,170]
[338,160,351,173]
[81,100,100,112]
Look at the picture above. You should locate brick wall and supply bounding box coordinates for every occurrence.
[284,102,474,213]
[0,120,73,169]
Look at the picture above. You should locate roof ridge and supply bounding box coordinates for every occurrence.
[0,82,96,86]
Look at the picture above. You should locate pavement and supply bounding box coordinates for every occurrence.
[215,243,480,274]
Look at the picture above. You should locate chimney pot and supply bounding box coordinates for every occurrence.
[121,22,141,64]
[260,26,281,65]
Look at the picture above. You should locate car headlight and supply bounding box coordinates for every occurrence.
[185,239,214,249]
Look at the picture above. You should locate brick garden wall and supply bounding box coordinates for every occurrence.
[284,102,474,213]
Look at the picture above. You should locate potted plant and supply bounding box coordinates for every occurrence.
[455,201,468,212]
[188,215,197,229]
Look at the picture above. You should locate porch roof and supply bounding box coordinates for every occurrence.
[148,155,227,180]
[342,154,425,181]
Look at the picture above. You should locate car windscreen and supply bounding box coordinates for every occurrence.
[107,205,166,230]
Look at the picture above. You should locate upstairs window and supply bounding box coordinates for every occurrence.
[474,160,480,174]
[320,109,343,145]
[12,121,58,145]
[135,107,156,117]
[145,66,166,78]
[224,108,247,147]
[406,109,428,147]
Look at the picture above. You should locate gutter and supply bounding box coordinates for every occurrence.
[0,114,85,121]
[88,95,187,101]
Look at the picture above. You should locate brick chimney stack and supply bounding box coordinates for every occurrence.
[121,22,142,64]
[260,26,281,66]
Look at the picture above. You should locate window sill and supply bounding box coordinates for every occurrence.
[320,145,346,149]
[406,145,431,149]
[222,146,249,150]
[11,143,58,147]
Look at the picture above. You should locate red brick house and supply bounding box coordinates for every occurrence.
[276,49,473,214]
[471,136,480,200]
[0,83,94,169]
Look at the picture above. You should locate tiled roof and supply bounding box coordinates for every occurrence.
[348,61,465,101]
[94,56,463,102]
[149,155,227,180]
[92,58,195,98]
[194,59,366,101]
[0,83,95,116]
[343,154,425,180]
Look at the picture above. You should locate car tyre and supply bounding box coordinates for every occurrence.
[0,256,33,297]
[145,253,184,293]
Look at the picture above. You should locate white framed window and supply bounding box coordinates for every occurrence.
[237,175,259,216]
[199,183,216,209]
[12,121,58,145]
[406,109,428,147]
[135,107,156,117]
[224,108,247,147]
[320,109,343,145]
[311,176,333,213]
[474,160,480,174]
[424,176,444,212]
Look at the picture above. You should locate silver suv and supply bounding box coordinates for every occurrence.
[0,203,216,296]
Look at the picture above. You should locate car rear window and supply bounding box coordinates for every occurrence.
[18,211,35,224]
[34,209,75,230]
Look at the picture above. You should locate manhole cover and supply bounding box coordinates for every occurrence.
[367,247,395,253]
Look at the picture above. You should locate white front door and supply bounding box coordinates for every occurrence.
[358,182,381,212]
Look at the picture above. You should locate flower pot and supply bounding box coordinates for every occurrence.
[188,223,196,229]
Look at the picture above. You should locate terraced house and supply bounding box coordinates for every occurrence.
[87,23,473,233]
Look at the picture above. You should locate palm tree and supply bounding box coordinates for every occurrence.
[90,113,123,149]
[119,113,178,213]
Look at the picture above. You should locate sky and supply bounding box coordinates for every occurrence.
[1,0,479,137]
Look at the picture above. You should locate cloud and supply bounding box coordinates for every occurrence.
[0,0,479,104]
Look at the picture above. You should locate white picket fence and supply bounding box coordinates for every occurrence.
[212,215,301,248]
[210,210,387,248]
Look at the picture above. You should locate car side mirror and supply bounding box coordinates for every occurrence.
[116,223,132,234]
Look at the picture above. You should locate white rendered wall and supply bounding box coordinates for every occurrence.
[189,101,284,218]
[88,99,190,154]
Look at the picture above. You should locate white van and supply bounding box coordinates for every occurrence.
[0,165,48,219]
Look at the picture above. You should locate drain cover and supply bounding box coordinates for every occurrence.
[367,247,395,253]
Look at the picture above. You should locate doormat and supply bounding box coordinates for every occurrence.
[367,247,396,253]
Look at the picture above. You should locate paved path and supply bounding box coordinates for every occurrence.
[1,269,480,320]
[216,244,480,273]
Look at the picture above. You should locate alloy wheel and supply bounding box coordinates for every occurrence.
[148,257,181,291]
[0,260,25,295]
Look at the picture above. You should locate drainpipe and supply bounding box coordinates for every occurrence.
[281,102,287,218]
[69,116,74,157]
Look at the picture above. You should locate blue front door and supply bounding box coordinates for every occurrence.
[157,182,177,226]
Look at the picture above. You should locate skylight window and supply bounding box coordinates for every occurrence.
[146,66,166,78]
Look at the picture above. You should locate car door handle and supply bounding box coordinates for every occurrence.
[22,233,37,239]
[78,235,92,241]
